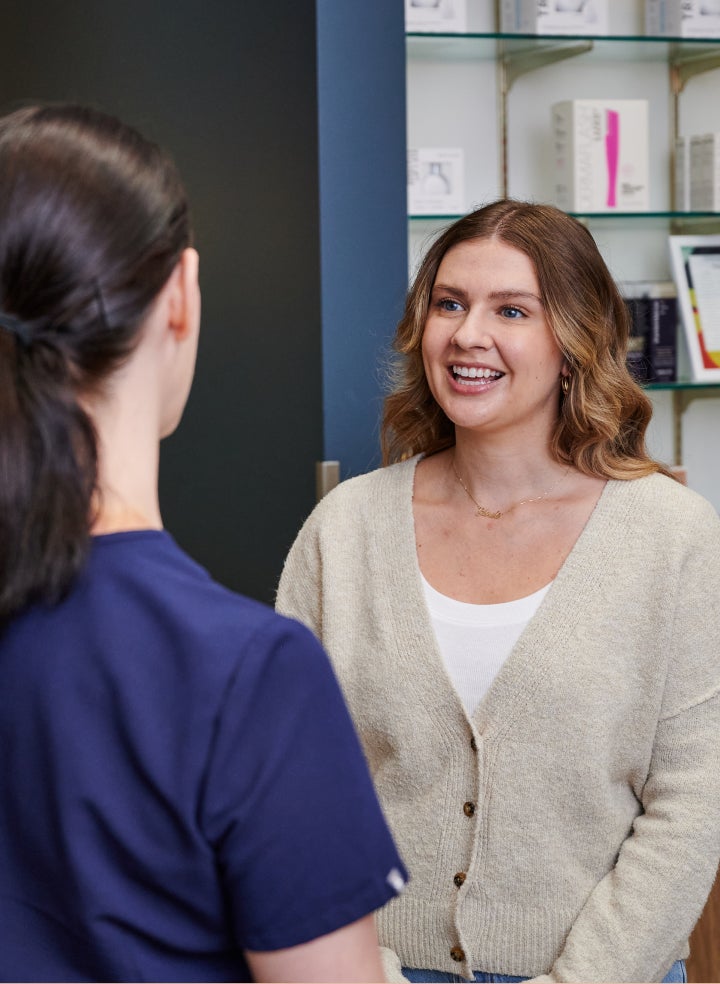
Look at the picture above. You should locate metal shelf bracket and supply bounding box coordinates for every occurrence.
[497,39,593,195]
[669,45,720,95]
[500,39,594,90]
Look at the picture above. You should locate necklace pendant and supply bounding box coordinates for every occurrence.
[476,505,502,520]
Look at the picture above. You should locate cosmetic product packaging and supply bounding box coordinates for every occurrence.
[645,0,720,37]
[689,133,720,210]
[500,0,608,34]
[405,0,467,33]
[407,148,465,215]
[675,136,691,211]
[552,99,649,212]
[620,280,678,383]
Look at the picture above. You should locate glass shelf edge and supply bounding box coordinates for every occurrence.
[406,31,720,44]
[409,212,720,221]
[645,381,720,390]
[572,211,720,220]
[409,213,463,221]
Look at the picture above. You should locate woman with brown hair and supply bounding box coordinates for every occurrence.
[277,199,720,983]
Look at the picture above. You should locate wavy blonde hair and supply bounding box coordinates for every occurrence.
[382,199,673,480]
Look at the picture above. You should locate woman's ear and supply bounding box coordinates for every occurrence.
[167,247,201,341]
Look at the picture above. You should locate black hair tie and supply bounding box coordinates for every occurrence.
[0,310,32,348]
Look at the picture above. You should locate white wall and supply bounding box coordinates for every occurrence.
[406,0,720,509]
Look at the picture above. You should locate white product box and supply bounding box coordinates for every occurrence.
[645,0,720,37]
[675,136,690,211]
[552,100,649,212]
[405,0,467,33]
[689,133,720,211]
[408,147,465,215]
[500,0,608,34]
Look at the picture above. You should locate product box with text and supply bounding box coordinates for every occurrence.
[408,147,465,215]
[645,0,720,37]
[500,0,608,34]
[552,100,649,212]
[675,136,690,211]
[689,133,720,211]
[620,281,678,383]
[405,0,467,33]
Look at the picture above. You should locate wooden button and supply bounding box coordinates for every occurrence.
[470,736,477,751]
[463,801,475,817]
[453,871,466,887]
[450,946,465,962]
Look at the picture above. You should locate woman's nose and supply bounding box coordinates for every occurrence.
[451,311,494,350]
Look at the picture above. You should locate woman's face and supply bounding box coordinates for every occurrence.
[421,236,568,443]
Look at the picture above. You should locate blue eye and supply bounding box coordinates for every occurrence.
[437,298,463,312]
[501,306,524,319]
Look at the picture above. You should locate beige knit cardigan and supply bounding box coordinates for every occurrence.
[276,456,720,983]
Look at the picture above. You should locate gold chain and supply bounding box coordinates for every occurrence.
[452,457,571,520]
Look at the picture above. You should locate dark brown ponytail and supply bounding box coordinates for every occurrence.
[0,104,192,620]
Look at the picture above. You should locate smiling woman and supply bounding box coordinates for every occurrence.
[277,199,720,983]
[420,237,567,455]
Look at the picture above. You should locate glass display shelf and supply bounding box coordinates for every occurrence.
[575,211,720,220]
[406,32,720,62]
[409,212,720,222]
[646,380,720,391]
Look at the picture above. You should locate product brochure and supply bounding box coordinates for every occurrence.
[669,235,720,380]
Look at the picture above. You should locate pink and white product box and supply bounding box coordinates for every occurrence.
[689,134,720,211]
[500,0,608,35]
[407,147,465,216]
[551,100,649,213]
[645,0,720,37]
[404,0,467,33]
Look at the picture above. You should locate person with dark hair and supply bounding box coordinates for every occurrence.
[0,103,406,983]
[277,199,720,983]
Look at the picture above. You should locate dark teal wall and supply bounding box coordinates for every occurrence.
[0,0,407,602]
[316,0,408,478]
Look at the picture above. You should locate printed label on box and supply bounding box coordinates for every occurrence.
[405,0,467,33]
[501,0,607,34]
[645,0,720,38]
[689,133,720,211]
[408,148,465,215]
[675,136,690,211]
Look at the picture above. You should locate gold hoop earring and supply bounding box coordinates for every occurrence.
[561,375,570,395]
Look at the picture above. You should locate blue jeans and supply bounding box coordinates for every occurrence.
[402,958,686,982]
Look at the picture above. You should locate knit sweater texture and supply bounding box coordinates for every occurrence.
[276,456,720,983]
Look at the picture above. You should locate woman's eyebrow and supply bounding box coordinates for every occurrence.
[487,288,542,303]
[432,282,466,294]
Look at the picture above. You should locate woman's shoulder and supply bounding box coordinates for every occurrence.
[625,471,716,509]
[310,456,419,520]
[610,471,720,535]
[279,457,420,582]
[91,528,285,637]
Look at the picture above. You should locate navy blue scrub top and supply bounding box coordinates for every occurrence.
[0,531,406,982]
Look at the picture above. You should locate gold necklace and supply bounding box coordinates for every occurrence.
[452,457,571,520]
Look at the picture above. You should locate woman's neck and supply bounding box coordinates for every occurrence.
[91,495,162,536]
[85,379,163,535]
[451,433,567,500]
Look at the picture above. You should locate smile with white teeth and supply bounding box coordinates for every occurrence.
[452,365,503,384]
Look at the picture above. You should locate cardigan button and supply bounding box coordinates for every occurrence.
[470,736,477,752]
[463,801,476,817]
[453,871,466,887]
[450,946,465,962]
